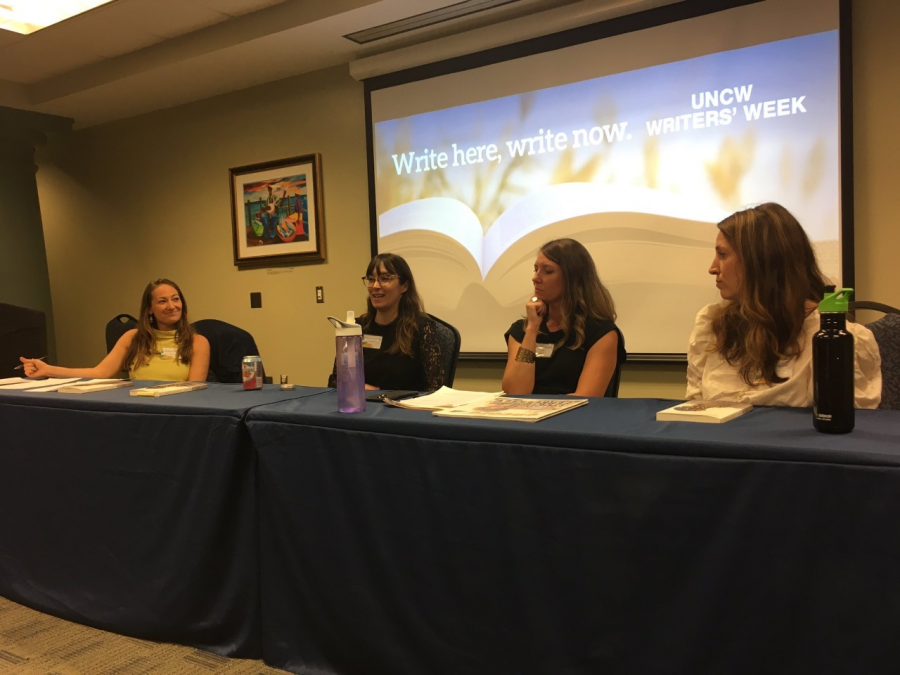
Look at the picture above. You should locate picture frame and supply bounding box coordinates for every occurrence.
[230,153,326,267]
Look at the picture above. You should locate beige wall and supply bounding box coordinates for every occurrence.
[35,0,899,397]
[851,0,900,317]
[38,65,372,388]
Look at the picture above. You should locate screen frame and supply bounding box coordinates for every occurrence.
[363,0,853,362]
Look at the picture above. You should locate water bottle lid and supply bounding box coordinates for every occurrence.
[327,313,362,336]
[819,287,853,313]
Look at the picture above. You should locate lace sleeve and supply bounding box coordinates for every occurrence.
[420,320,447,392]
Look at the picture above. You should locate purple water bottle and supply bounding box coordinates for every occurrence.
[328,312,366,413]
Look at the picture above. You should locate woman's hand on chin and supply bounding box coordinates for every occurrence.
[525,296,544,329]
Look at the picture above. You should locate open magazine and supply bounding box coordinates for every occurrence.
[432,395,588,423]
[384,387,589,422]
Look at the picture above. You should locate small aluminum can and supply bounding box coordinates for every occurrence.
[242,355,264,390]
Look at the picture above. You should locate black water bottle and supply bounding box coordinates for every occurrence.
[813,287,854,434]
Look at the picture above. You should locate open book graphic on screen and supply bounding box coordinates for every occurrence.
[379,184,727,354]
[379,184,728,281]
[380,184,728,353]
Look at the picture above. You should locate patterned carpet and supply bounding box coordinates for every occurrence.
[0,596,288,674]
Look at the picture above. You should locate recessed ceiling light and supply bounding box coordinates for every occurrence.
[0,0,116,35]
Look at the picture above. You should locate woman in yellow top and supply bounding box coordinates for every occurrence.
[19,278,210,382]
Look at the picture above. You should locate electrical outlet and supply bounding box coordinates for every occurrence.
[316,286,324,303]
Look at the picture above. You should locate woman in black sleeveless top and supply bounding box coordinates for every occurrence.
[502,238,626,396]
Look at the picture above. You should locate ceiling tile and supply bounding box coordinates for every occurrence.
[80,24,165,59]
[192,0,286,17]
[0,28,107,83]
[97,0,230,39]
[1,0,641,128]
[0,27,25,48]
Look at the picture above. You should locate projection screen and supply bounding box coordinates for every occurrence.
[366,0,849,358]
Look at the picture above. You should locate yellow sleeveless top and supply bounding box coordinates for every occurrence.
[128,329,191,381]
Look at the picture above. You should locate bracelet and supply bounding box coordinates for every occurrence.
[515,347,536,363]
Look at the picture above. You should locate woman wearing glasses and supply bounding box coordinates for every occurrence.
[327,253,446,391]
[502,238,626,397]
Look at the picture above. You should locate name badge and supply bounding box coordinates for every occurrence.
[362,334,383,350]
[535,343,554,358]
[161,347,177,360]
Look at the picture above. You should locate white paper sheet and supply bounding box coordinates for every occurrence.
[0,377,83,390]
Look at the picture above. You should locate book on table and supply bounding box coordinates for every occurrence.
[656,400,753,424]
[431,395,588,422]
[130,382,208,397]
[57,379,134,394]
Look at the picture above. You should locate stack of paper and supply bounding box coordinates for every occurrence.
[0,377,83,392]
[383,386,501,410]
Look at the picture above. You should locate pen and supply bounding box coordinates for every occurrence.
[14,355,47,370]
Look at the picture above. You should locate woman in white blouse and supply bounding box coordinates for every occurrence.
[687,202,881,407]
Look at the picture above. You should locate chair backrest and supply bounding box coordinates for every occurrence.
[105,314,138,353]
[850,301,900,410]
[849,301,900,315]
[0,303,47,377]
[607,361,622,398]
[427,314,461,387]
[855,305,900,411]
[192,318,262,383]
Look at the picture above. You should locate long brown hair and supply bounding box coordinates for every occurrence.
[123,278,197,371]
[362,253,425,356]
[710,202,827,386]
[539,238,617,350]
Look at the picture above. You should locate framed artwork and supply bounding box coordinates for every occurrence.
[230,153,325,266]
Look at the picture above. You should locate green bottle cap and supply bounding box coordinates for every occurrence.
[819,287,853,313]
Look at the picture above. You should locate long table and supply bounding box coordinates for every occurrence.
[246,394,900,675]
[0,381,328,658]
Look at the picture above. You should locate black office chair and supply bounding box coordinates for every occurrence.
[607,361,622,398]
[850,300,900,410]
[106,314,138,352]
[427,314,461,387]
[0,303,48,377]
[850,301,900,316]
[192,319,262,383]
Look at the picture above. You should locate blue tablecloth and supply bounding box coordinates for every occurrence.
[0,381,328,657]
[247,394,900,675]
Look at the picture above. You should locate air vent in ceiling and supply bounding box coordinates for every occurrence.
[344,0,520,45]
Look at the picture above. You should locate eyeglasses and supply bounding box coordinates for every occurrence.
[362,274,400,287]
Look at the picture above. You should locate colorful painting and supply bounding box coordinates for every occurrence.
[230,154,325,266]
